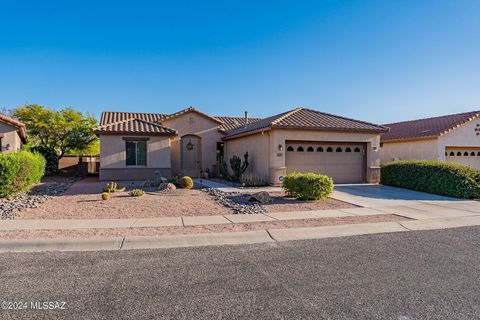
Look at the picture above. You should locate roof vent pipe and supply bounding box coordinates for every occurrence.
[244,111,249,127]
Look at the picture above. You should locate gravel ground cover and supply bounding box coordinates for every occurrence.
[0,177,77,219]
[10,178,357,220]
[263,192,356,212]
[205,189,356,214]
[16,178,235,219]
[0,214,407,239]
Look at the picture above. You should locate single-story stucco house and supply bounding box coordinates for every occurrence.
[380,111,480,170]
[0,114,27,153]
[94,107,388,185]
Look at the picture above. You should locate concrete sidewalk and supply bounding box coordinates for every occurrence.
[2,200,480,231]
[2,216,480,252]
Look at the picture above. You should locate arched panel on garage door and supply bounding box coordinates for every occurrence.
[445,147,480,170]
[286,141,365,183]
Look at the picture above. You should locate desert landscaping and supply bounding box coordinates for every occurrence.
[3,176,357,220]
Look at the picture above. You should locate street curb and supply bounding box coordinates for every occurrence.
[267,222,408,242]
[0,237,123,252]
[122,230,274,250]
[2,217,480,252]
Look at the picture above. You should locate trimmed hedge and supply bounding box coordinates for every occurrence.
[0,151,46,198]
[381,160,480,199]
[283,172,334,200]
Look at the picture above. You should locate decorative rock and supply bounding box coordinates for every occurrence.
[160,176,168,183]
[0,178,76,220]
[248,191,272,204]
[203,188,267,214]
[158,182,177,191]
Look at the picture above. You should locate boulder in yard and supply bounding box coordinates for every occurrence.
[248,191,272,203]
[158,183,177,191]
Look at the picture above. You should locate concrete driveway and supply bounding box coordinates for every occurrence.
[332,184,460,207]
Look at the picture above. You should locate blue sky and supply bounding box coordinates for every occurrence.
[1,0,479,124]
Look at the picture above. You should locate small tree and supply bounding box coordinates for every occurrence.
[13,104,98,158]
[229,152,249,182]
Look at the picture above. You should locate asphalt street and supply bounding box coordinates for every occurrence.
[1,227,480,319]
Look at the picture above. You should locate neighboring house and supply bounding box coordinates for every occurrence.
[380,111,480,169]
[0,114,27,153]
[94,107,387,185]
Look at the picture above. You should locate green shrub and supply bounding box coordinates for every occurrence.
[129,189,145,197]
[179,176,194,189]
[101,192,110,200]
[381,160,480,199]
[0,151,46,198]
[30,146,59,175]
[282,172,334,200]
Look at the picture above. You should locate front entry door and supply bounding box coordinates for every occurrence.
[181,136,201,177]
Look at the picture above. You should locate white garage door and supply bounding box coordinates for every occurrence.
[286,142,365,183]
[445,148,480,170]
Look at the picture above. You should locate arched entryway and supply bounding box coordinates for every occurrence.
[181,135,201,177]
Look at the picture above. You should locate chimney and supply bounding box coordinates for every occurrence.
[244,111,249,127]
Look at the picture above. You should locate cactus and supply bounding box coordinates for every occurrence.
[129,189,145,197]
[101,192,110,200]
[103,181,117,193]
[179,176,194,189]
[229,152,249,182]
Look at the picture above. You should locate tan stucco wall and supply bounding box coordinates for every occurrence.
[162,111,223,176]
[438,117,480,160]
[380,138,439,163]
[225,129,381,185]
[224,132,270,182]
[0,122,22,153]
[99,134,171,180]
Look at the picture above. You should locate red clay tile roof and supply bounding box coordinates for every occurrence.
[100,111,166,125]
[99,110,262,132]
[214,116,262,131]
[93,118,177,135]
[161,107,224,124]
[98,107,386,138]
[381,111,480,142]
[223,108,388,139]
[0,114,27,143]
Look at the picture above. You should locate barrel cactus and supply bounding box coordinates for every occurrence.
[179,176,194,189]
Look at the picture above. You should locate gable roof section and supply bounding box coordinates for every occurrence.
[93,118,177,136]
[214,116,263,131]
[161,107,224,124]
[100,110,262,132]
[0,114,27,143]
[381,111,480,142]
[223,108,388,139]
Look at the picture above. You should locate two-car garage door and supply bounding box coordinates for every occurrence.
[286,142,365,183]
